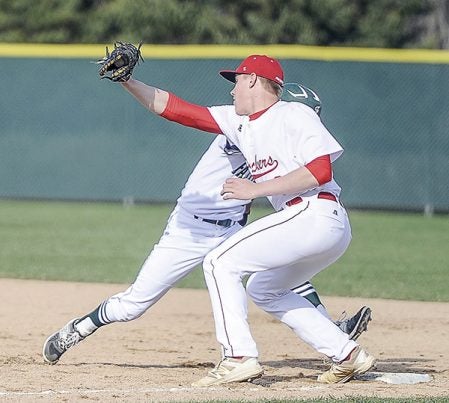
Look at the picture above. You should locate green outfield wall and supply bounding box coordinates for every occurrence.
[1,44,448,212]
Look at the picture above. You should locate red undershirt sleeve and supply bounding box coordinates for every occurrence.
[305,154,332,185]
[160,92,222,134]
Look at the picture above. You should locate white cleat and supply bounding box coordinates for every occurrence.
[317,346,376,384]
[192,357,264,387]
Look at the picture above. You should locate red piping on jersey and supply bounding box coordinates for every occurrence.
[161,92,222,134]
[305,154,332,185]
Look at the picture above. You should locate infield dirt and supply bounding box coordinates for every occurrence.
[1,279,448,402]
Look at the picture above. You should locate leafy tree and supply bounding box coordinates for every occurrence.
[0,0,85,42]
[0,0,442,48]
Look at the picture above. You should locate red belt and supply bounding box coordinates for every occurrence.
[286,192,337,207]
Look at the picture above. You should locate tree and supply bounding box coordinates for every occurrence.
[0,0,443,48]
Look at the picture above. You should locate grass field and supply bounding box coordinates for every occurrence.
[1,199,448,301]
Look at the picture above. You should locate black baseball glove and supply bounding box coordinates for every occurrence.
[97,41,144,82]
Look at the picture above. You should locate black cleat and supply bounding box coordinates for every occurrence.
[335,306,372,341]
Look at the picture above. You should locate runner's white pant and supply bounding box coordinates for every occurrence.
[100,206,242,323]
[203,197,357,362]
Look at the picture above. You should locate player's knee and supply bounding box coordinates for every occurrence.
[246,276,282,307]
[114,305,144,322]
[107,295,149,322]
[203,256,213,276]
[247,290,268,307]
[246,277,265,306]
[203,251,220,277]
[203,253,239,285]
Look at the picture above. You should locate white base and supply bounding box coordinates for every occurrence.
[358,372,432,384]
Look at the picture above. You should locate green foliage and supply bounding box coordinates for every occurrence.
[355,0,432,48]
[82,0,201,44]
[1,200,448,302]
[0,0,84,42]
[0,0,438,48]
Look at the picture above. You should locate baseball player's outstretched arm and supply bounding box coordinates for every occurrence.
[121,79,221,134]
[121,78,169,115]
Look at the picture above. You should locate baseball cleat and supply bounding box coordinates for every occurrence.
[192,357,264,387]
[335,306,372,341]
[42,318,84,364]
[317,346,376,384]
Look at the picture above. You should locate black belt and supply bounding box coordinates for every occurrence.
[286,192,337,207]
[194,212,249,228]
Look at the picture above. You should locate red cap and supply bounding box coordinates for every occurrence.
[220,55,284,86]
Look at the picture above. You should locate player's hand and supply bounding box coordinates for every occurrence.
[221,178,257,200]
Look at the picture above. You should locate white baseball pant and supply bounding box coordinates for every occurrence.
[203,196,357,362]
[100,206,243,323]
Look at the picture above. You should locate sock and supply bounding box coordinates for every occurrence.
[74,317,98,337]
[73,305,104,337]
[292,281,331,319]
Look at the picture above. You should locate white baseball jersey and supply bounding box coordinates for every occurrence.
[177,136,250,221]
[209,101,343,211]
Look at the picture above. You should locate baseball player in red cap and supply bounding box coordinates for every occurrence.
[116,54,375,385]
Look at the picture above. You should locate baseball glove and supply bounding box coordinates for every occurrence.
[97,41,144,82]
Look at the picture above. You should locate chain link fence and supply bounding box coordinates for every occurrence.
[0,51,448,213]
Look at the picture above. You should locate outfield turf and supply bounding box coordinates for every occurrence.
[1,200,448,301]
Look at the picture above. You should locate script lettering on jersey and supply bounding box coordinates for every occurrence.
[250,155,279,179]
